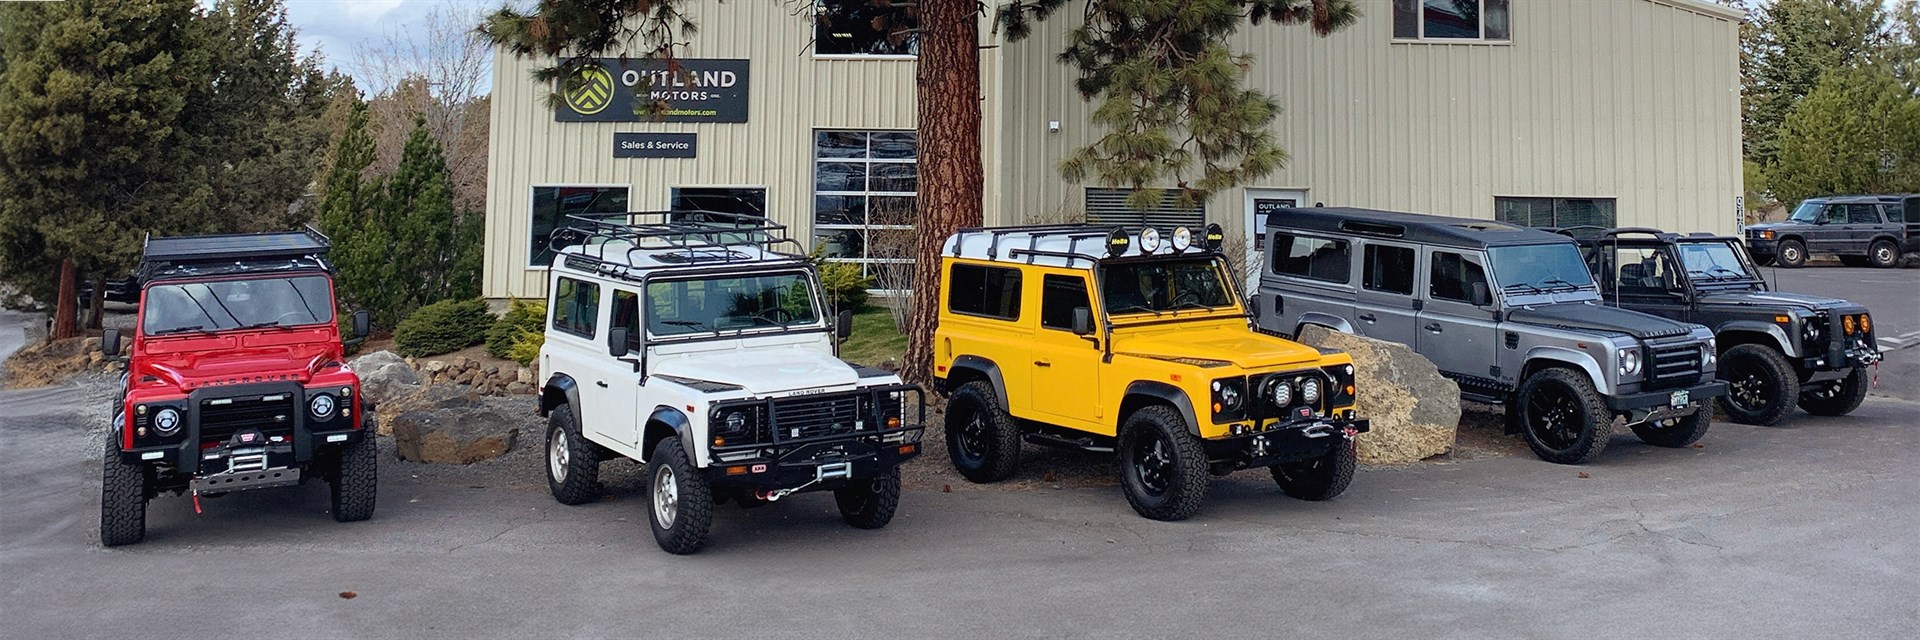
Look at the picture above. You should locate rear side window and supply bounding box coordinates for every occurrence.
[1846,204,1881,224]
[1362,244,1416,295]
[552,277,600,338]
[948,264,1023,320]
[1271,233,1351,283]
[1429,251,1489,303]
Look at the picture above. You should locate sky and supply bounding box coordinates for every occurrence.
[279,0,498,87]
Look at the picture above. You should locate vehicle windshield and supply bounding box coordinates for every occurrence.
[1675,241,1758,282]
[1787,201,1825,222]
[645,272,821,336]
[141,275,335,336]
[1099,257,1233,316]
[1488,244,1596,294]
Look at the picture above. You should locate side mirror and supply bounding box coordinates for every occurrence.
[608,326,630,358]
[836,309,855,342]
[350,310,371,339]
[1470,282,1493,307]
[101,327,120,357]
[1071,307,1094,336]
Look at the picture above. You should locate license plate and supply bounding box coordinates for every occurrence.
[1669,390,1689,408]
[816,461,852,481]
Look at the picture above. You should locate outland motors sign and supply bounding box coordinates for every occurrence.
[614,133,696,158]
[556,58,750,123]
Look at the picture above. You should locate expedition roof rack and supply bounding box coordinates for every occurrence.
[137,227,333,282]
[548,209,808,271]
[947,222,1225,267]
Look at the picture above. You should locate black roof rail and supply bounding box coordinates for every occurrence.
[547,209,807,269]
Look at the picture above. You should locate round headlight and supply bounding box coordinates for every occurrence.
[152,408,181,435]
[1219,384,1241,409]
[1269,381,1293,407]
[1620,350,1641,376]
[724,411,747,433]
[1139,227,1162,253]
[1171,226,1193,253]
[1300,377,1322,404]
[310,393,336,419]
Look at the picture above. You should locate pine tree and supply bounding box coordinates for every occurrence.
[384,116,479,313]
[318,102,393,324]
[1741,0,1889,170]
[1769,65,1920,205]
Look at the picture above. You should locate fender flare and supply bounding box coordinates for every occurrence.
[1716,321,1795,358]
[644,405,698,463]
[1123,380,1202,435]
[1295,312,1355,337]
[540,373,581,417]
[1522,346,1613,397]
[948,355,1009,411]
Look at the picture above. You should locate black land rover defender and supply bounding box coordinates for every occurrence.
[1567,228,1882,425]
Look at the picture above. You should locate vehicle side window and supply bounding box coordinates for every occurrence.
[948,264,1022,320]
[1429,251,1488,303]
[1361,244,1415,295]
[1270,233,1351,283]
[611,289,641,352]
[1039,274,1090,331]
[1819,205,1842,224]
[552,277,601,338]
[1612,247,1676,295]
[1846,204,1881,224]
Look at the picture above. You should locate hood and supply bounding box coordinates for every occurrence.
[1694,289,1858,313]
[650,346,859,396]
[135,327,343,391]
[1505,302,1697,340]
[1110,325,1325,370]
[1744,221,1806,232]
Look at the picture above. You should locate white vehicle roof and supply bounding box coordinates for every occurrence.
[942,223,1225,269]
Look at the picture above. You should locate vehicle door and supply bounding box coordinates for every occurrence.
[1259,231,1354,337]
[1843,203,1884,252]
[1353,241,1421,347]
[1418,249,1500,382]
[1029,273,1101,427]
[1604,243,1690,323]
[1807,204,1848,253]
[590,288,645,450]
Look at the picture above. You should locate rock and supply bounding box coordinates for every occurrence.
[505,381,531,395]
[423,360,450,374]
[389,401,520,464]
[376,384,483,436]
[515,367,533,385]
[349,350,421,406]
[1297,325,1461,464]
[2,337,95,388]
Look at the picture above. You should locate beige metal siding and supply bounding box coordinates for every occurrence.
[483,2,923,300]
[996,0,1743,239]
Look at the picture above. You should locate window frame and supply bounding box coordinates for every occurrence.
[810,0,920,60]
[1427,249,1490,304]
[813,129,918,286]
[1392,0,1513,44]
[551,276,603,340]
[1039,273,1092,332]
[1362,243,1418,296]
[946,263,1024,322]
[530,184,631,269]
[1269,232,1353,284]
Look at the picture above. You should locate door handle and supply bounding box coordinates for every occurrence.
[595,380,609,388]
[1358,313,1377,323]
[1425,323,1443,333]
[1034,360,1052,367]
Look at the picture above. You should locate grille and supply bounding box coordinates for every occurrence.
[200,394,297,444]
[770,395,864,442]
[1646,341,1703,390]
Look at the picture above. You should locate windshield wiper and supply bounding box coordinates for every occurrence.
[1109,304,1163,317]
[1170,301,1216,313]
[1541,277,1585,292]
[1501,282,1548,295]
[149,325,215,336]
[662,320,711,331]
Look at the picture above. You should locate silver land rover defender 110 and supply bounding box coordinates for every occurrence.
[1252,207,1726,464]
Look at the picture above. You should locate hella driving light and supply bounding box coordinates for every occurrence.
[1204,223,1226,250]
[1105,228,1132,257]
[1139,227,1162,253]
[1171,226,1193,253]
[153,408,181,435]
[310,393,337,419]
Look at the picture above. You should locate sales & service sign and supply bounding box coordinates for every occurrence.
[556,58,749,123]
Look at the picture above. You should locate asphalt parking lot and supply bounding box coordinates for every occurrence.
[2,304,1918,639]
[1764,265,1920,401]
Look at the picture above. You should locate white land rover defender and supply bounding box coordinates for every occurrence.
[535,211,924,554]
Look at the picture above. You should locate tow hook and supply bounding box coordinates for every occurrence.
[1343,426,1358,438]
[756,478,818,503]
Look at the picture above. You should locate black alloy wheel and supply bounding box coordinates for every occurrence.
[1514,368,1613,464]
[1716,344,1799,426]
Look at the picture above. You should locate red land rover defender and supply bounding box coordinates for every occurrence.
[98,229,377,546]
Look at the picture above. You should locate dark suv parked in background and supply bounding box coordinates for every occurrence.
[1567,228,1881,425]
[1744,194,1918,268]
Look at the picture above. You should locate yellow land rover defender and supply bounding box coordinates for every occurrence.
[934,224,1370,521]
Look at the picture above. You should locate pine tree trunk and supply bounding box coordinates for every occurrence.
[902,0,984,385]
[52,257,78,340]
[86,275,106,330]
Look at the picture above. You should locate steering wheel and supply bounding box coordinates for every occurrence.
[753,308,797,326]
[1171,291,1201,308]
[273,311,309,325]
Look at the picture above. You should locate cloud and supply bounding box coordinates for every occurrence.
[283,0,471,82]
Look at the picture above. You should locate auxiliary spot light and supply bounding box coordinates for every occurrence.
[1139,227,1163,253]
[1171,226,1193,253]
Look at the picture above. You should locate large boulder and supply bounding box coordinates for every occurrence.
[1297,325,1461,464]
[348,350,420,406]
[388,395,520,464]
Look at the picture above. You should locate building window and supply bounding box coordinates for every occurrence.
[531,186,630,267]
[1394,0,1510,41]
[814,130,916,283]
[551,277,600,338]
[671,187,766,223]
[814,0,918,56]
[1495,197,1617,229]
[1270,233,1351,283]
[1363,244,1417,295]
[1084,188,1206,229]
[947,264,1022,321]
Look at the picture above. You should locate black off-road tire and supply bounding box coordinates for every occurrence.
[328,431,378,523]
[1776,239,1807,268]
[1117,405,1211,521]
[1630,405,1713,448]
[944,381,1022,483]
[1752,254,1776,267]
[1798,365,1870,417]
[1868,240,1900,268]
[1270,440,1356,501]
[1514,368,1615,465]
[646,437,713,555]
[835,466,902,530]
[545,404,600,505]
[100,436,148,547]
[1716,344,1800,426]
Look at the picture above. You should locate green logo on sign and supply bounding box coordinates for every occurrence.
[564,66,614,116]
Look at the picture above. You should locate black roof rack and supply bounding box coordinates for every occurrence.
[138,227,332,282]
[548,210,807,271]
[1272,207,1564,249]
